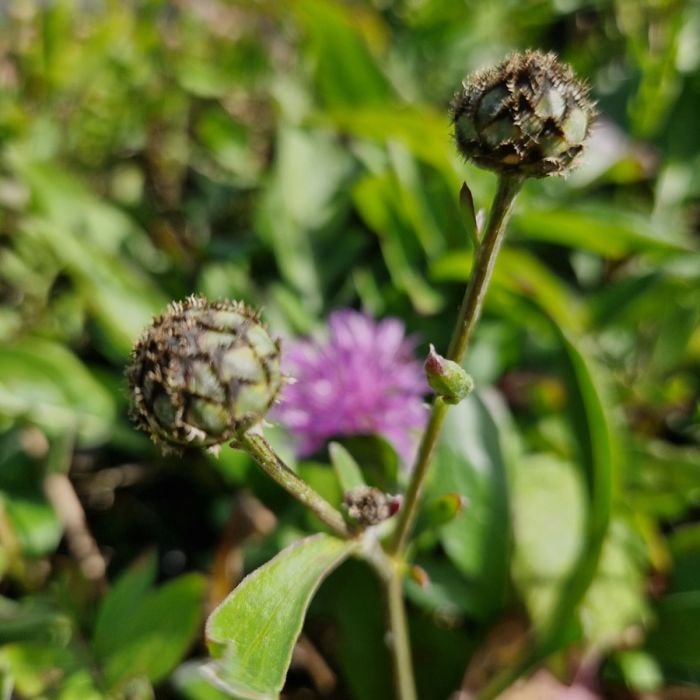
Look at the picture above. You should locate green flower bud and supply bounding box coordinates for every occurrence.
[343,487,401,527]
[452,50,596,178]
[126,296,282,452]
[425,344,474,405]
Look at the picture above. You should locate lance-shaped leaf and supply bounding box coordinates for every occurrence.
[329,442,366,492]
[205,534,354,699]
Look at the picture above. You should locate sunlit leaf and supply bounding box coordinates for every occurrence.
[206,534,354,699]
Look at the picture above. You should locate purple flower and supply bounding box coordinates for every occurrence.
[273,310,428,468]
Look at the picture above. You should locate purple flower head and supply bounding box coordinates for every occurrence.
[273,310,428,468]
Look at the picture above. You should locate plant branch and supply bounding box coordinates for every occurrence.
[389,174,523,555]
[237,432,351,539]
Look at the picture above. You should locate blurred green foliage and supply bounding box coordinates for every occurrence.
[0,0,699,697]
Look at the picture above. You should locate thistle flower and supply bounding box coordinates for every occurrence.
[452,50,595,177]
[127,296,282,452]
[273,310,428,467]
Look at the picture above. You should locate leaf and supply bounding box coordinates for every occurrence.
[478,318,617,696]
[353,171,444,314]
[512,204,689,258]
[1,642,102,700]
[205,534,354,699]
[0,338,115,445]
[3,497,62,558]
[255,127,352,313]
[459,181,479,247]
[0,597,70,645]
[172,661,234,700]
[510,327,614,658]
[510,453,590,625]
[0,430,62,557]
[430,247,586,333]
[293,0,393,108]
[646,591,700,675]
[429,392,512,619]
[329,442,366,492]
[338,434,400,491]
[93,554,157,660]
[96,573,206,689]
[310,560,393,700]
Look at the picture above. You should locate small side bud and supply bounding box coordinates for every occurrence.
[424,345,474,405]
[343,487,400,527]
[409,565,430,589]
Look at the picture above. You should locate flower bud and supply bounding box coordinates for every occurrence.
[452,50,595,178]
[424,345,474,405]
[126,296,282,452]
[343,487,401,527]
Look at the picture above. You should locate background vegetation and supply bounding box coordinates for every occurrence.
[1,0,699,697]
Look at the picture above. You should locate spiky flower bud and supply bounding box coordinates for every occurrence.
[425,345,474,405]
[343,487,401,527]
[452,50,595,177]
[127,296,282,452]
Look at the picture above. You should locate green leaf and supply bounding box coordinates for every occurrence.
[172,661,234,700]
[430,247,586,333]
[311,560,393,700]
[96,573,206,689]
[93,554,157,660]
[553,332,615,614]
[478,320,617,697]
[338,434,400,491]
[205,534,354,699]
[459,181,479,247]
[0,430,62,557]
[512,204,689,258]
[429,393,512,619]
[510,454,587,626]
[3,497,62,558]
[353,171,444,314]
[293,0,392,108]
[329,442,366,492]
[0,338,115,445]
[0,597,70,645]
[646,591,700,674]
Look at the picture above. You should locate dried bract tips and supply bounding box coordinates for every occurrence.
[126,296,282,452]
[452,50,596,178]
[343,487,401,527]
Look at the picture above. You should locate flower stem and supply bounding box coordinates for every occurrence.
[389,174,523,555]
[237,433,351,539]
[366,545,417,700]
[386,565,417,700]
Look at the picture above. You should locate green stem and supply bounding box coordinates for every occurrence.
[386,566,417,700]
[237,433,350,539]
[366,546,417,700]
[389,174,523,556]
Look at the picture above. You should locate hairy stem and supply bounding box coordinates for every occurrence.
[237,433,350,538]
[389,174,523,555]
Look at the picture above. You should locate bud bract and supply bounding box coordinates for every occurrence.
[424,345,474,405]
[126,296,282,452]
